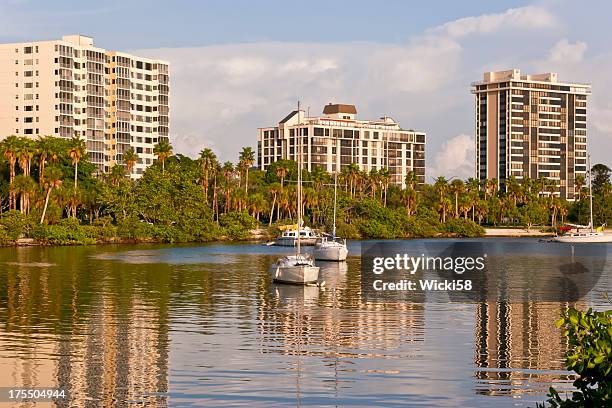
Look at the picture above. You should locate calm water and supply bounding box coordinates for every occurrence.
[0,239,610,407]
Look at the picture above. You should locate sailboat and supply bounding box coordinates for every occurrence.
[269,102,320,284]
[553,155,612,243]
[313,171,348,261]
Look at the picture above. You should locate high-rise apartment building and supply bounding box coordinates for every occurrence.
[0,35,169,177]
[258,103,426,186]
[472,69,590,200]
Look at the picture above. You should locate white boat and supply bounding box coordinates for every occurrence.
[275,226,319,246]
[268,101,320,284]
[313,236,348,261]
[313,171,349,261]
[553,230,612,243]
[553,155,612,243]
[268,254,320,284]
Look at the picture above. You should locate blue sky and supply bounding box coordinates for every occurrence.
[2,0,611,178]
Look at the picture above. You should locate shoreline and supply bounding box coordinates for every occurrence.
[1,227,559,248]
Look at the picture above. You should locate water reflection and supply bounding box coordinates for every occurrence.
[0,242,609,407]
[474,301,578,397]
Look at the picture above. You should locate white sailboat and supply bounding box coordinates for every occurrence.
[313,171,349,261]
[269,102,320,284]
[553,155,612,243]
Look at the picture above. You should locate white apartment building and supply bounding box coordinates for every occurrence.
[258,103,426,186]
[0,35,169,177]
[472,69,590,199]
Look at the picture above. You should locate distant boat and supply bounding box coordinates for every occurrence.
[314,172,348,261]
[268,101,320,284]
[275,226,320,246]
[553,155,612,243]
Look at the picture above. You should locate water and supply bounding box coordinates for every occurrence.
[0,239,610,407]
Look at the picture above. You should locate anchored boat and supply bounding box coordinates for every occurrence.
[268,101,320,284]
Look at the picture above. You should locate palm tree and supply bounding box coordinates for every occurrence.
[505,175,522,206]
[16,138,36,177]
[40,166,63,224]
[437,197,452,223]
[379,168,390,206]
[400,187,418,217]
[123,147,139,176]
[239,146,255,193]
[275,162,289,191]
[1,135,19,210]
[198,148,217,201]
[449,179,465,219]
[248,193,266,221]
[574,175,585,201]
[222,161,234,213]
[13,174,37,214]
[368,169,379,198]
[405,171,417,190]
[153,140,173,172]
[267,182,281,226]
[109,164,126,186]
[68,136,86,189]
[36,135,56,183]
[211,161,221,223]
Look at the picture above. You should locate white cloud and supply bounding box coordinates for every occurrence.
[427,134,475,181]
[133,3,612,175]
[430,6,556,38]
[548,39,587,63]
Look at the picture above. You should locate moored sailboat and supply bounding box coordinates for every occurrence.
[313,171,348,261]
[269,102,320,284]
[553,155,612,243]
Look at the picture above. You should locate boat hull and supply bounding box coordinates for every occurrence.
[313,244,348,261]
[268,264,320,284]
[275,237,318,246]
[552,232,612,243]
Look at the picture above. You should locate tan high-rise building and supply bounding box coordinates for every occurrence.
[0,35,169,177]
[471,69,590,199]
[258,103,426,186]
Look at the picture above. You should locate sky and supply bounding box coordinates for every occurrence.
[1,0,611,180]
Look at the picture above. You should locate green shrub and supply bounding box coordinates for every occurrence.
[537,307,612,407]
[31,222,96,245]
[357,219,396,239]
[442,218,485,238]
[0,211,32,240]
[0,227,12,245]
[335,221,361,239]
[220,211,258,240]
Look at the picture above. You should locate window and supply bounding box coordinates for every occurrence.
[24,129,34,135]
[24,46,33,54]
[24,117,33,123]
[24,71,33,77]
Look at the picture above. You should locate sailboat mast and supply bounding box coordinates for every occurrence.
[296,101,302,256]
[588,154,593,232]
[333,171,337,238]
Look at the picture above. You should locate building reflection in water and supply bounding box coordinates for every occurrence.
[0,250,170,407]
[473,301,578,396]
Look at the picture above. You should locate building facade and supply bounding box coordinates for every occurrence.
[472,69,590,200]
[257,103,426,186]
[0,35,169,177]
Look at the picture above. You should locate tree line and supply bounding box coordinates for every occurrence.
[0,135,611,244]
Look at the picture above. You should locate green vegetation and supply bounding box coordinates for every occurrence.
[537,306,612,407]
[1,135,611,245]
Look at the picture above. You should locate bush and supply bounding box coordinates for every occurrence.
[0,227,12,245]
[357,219,396,239]
[537,307,612,407]
[442,218,485,238]
[220,211,258,240]
[0,211,34,240]
[31,222,96,245]
[335,221,361,239]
